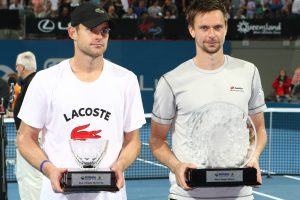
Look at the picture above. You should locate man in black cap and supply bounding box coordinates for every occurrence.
[16,2,145,200]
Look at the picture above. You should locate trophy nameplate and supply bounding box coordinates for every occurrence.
[61,169,118,192]
[185,102,260,187]
[186,168,259,187]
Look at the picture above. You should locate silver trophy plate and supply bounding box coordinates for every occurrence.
[185,102,259,187]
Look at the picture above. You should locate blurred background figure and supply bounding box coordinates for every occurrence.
[13,51,42,200]
[147,0,162,19]
[272,69,291,103]
[234,7,246,19]
[281,0,292,18]
[0,0,8,9]
[246,0,256,19]
[112,0,125,18]
[134,0,148,17]
[6,73,21,117]
[122,6,138,18]
[291,67,300,103]
[291,0,300,18]
[0,77,9,113]
[164,9,176,19]
[8,0,24,10]
[32,0,45,17]
[107,4,120,18]
[161,0,178,19]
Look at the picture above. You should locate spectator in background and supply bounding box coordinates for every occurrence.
[9,0,24,10]
[255,1,264,19]
[100,0,112,11]
[59,5,71,18]
[32,0,45,17]
[231,0,244,19]
[40,0,52,17]
[128,0,134,7]
[291,67,300,103]
[13,51,42,200]
[270,0,283,18]
[49,0,59,17]
[134,0,148,17]
[234,7,246,18]
[7,72,21,114]
[122,6,138,18]
[0,77,9,112]
[148,0,163,18]
[162,0,178,18]
[59,0,71,17]
[272,69,291,103]
[164,9,176,19]
[291,0,300,16]
[224,0,233,18]
[107,4,119,18]
[246,0,256,19]
[262,0,272,17]
[0,0,8,9]
[112,0,125,18]
[281,0,292,17]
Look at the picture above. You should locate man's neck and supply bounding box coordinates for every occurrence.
[193,52,225,70]
[69,57,104,82]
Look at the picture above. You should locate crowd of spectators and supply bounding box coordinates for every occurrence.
[0,0,299,20]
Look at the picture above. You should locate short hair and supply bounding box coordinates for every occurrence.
[185,0,228,26]
[16,51,37,71]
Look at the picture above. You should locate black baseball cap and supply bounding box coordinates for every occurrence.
[71,2,111,28]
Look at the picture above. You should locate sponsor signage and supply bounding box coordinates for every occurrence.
[227,19,300,39]
[25,17,70,35]
[24,17,190,39]
[236,20,281,35]
[25,17,300,39]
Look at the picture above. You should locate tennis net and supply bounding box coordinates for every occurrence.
[4,108,300,182]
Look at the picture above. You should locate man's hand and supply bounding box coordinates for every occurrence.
[111,162,125,190]
[246,157,262,185]
[173,162,197,190]
[44,163,68,193]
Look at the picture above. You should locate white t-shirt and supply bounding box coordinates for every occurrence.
[18,59,146,200]
[152,55,266,200]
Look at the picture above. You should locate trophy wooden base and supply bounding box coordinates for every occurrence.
[61,170,118,192]
[186,167,260,187]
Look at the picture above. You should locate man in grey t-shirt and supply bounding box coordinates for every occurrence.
[149,0,267,199]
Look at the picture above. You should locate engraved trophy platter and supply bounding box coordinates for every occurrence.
[185,102,260,187]
[61,138,118,192]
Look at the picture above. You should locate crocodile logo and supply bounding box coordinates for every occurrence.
[71,124,101,140]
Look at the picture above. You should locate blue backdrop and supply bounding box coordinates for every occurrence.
[0,40,230,113]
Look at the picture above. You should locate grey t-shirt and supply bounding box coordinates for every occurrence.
[152,55,266,200]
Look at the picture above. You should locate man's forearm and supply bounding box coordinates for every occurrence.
[254,129,267,159]
[17,133,48,172]
[150,138,180,173]
[116,130,141,171]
